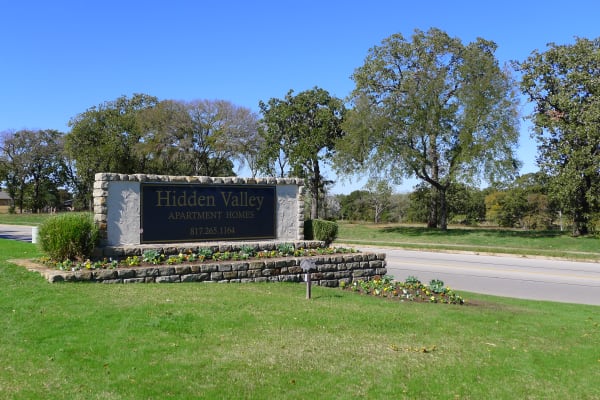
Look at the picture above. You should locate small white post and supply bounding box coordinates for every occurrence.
[301,259,315,300]
[31,226,39,244]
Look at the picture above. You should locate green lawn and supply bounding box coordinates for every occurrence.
[1,239,599,399]
[338,222,600,261]
[0,212,54,226]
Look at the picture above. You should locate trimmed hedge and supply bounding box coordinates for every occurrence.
[304,219,338,245]
[38,213,99,261]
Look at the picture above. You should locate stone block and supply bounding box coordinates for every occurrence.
[156,275,180,283]
[201,264,218,273]
[117,269,136,279]
[94,270,117,280]
[218,264,232,272]
[174,266,191,275]
[159,267,176,276]
[124,278,145,284]
[181,274,203,282]
[223,271,238,279]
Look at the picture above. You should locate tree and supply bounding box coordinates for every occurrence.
[515,37,600,236]
[137,99,258,177]
[445,183,486,224]
[364,177,393,223]
[0,129,67,212]
[259,87,346,219]
[337,190,371,221]
[336,28,520,230]
[484,172,556,229]
[134,99,193,175]
[183,99,257,176]
[0,130,26,212]
[66,93,159,209]
[407,182,485,225]
[67,95,258,208]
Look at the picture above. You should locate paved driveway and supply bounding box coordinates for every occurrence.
[0,224,34,242]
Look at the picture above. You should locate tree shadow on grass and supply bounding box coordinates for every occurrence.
[379,226,565,239]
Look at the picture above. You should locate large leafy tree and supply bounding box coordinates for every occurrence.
[259,87,346,219]
[67,94,257,209]
[0,129,67,212]
[515,37,600,236]
[136,99,257,177]
[337,28,520,229]
[182,99,257,176]
[66,93,159,209]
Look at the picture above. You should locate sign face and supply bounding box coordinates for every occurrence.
[140,183,276,243]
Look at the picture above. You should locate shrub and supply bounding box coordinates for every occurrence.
[38,213,99,261]
[429,279,445,294]
[304,219,338,245]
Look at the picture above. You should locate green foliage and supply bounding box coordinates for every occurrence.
[65,95,254,209]
[239,245,256,258]
[66,94,159,208]
[363,177,394,223]
[0,129,68,213]
[345,275,464,304]
[142,249,165,265]
[408,183,486,225]
[337,190,371,221]
[304,219,338,244]
[276,242,295,256]
[516,37,600,236]
[484,172,557,229]
[39,243,358,271]
[138,99,255,177]
[259,87,346,219]
[405,275,421,285]
[337,28,520,229]
[428,279,446,294]
[197,248,214,259]
[37,213,99,261]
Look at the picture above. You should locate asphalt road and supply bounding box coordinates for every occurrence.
[365,246,600,306]
[0,224,34,242]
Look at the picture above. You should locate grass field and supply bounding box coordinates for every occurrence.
[0,212,52,226]
[1,239,599,399]
[338,221,600,261]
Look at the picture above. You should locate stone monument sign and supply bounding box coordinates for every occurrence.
[93,173,305,248]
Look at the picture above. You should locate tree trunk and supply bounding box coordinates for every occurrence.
[439,187,448,230]
[427,133,440,228]
[572,180,590,236]
[311,188,319,220]
[310,160,320,220]
[427,186,438,228]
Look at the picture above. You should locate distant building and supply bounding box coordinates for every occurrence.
[0,191,13,213]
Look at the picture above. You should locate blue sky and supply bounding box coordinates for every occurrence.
[2,0,598,193]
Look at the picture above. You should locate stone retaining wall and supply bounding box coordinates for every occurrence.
[37,253,387,286]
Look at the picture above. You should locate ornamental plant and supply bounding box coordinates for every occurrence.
[304,219,338,245]
[40,242,358,271]
[344,275,465,304]
[38,212,99,261]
